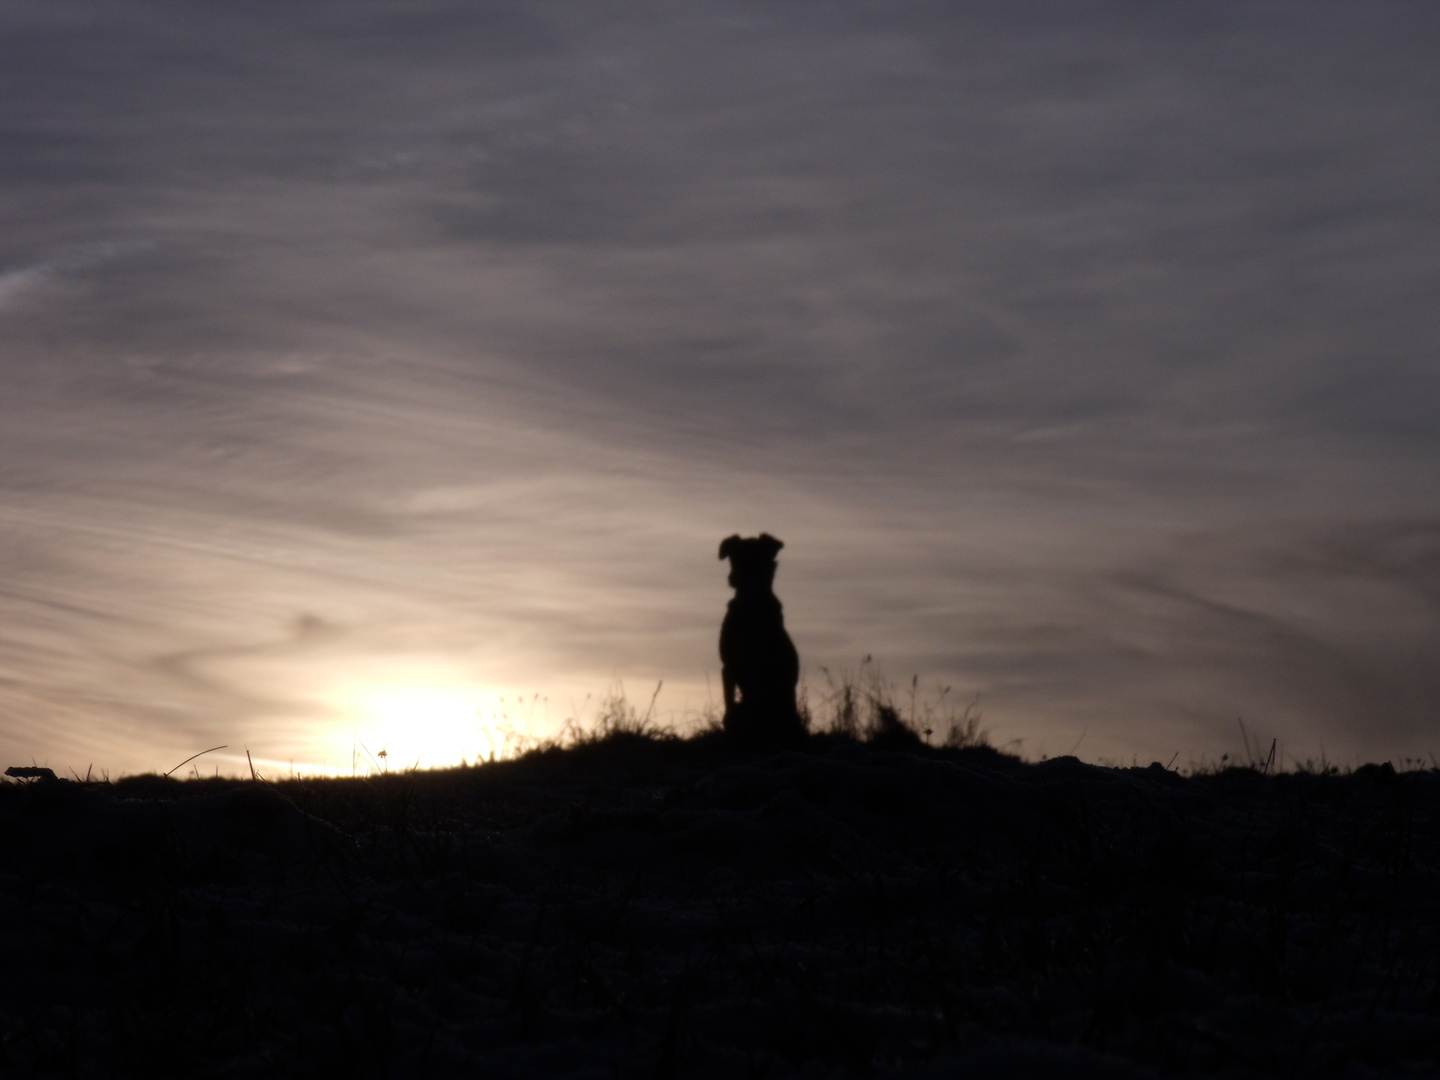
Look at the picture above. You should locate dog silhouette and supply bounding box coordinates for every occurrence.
[718,534,804,748]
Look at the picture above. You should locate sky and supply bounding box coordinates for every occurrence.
[3,1,1439,777]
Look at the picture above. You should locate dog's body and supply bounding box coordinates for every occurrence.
[718,534,803,748]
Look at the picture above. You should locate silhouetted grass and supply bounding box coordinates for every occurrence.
[3,683,1438,1078]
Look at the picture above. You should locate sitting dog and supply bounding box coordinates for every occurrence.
[718,533,804,748]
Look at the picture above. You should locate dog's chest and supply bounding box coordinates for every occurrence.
[722,593,788,649]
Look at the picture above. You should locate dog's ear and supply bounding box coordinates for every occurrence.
[719,535,740,560]
[758,533,784,558]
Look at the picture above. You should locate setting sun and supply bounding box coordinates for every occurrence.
[325,673,509,772]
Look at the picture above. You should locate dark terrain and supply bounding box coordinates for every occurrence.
[2,728,1438,1078]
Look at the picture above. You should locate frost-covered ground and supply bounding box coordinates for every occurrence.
[2,733,1438,1078]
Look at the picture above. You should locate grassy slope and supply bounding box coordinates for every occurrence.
[2,727,1438,1078]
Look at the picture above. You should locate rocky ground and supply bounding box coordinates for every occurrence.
[2,730,1438,1078]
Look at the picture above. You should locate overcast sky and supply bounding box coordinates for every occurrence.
[3,1,1438,776]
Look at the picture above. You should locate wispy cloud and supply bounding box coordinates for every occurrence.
[2,1,1438,772]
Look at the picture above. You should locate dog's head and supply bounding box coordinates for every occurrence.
[719,533,784,592]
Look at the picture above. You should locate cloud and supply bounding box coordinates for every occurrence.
[2,1,1439,772]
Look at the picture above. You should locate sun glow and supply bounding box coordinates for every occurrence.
[324,670,541,773]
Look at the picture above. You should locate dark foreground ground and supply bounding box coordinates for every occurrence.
[2,733,1438,1078]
